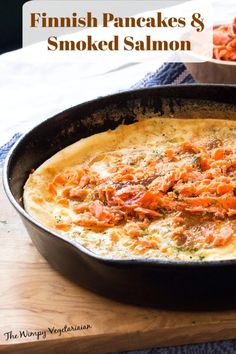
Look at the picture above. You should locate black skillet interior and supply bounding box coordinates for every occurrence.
[4,85,236,310]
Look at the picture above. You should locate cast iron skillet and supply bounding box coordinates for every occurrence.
[3,85,236,310]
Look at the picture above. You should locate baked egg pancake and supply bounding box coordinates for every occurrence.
[23,118,236,261]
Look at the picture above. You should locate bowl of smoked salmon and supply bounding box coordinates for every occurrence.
[184,17,236,84]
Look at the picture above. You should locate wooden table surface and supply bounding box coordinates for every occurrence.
[1,176,236,354]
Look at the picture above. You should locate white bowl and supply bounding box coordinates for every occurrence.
[184,58,236,84]
[183,20,236,84]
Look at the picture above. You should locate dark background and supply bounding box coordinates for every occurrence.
[0,0,31,54]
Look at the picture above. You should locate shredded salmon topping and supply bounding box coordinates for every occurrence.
[213,17,236,61]
[49,138,236,252]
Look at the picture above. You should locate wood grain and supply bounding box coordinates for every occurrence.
[1,174,236,353]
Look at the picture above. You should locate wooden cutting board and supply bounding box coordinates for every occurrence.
[1,175,236,354]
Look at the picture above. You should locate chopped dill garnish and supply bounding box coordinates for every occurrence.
[192,155,200,164]
[55,215,62,223]
[173,190,179,198]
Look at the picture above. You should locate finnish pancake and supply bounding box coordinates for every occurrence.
[23,118,236,261]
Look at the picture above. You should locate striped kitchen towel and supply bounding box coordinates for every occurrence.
[131,62,194,89]
[117,340,236,354]
[0,133,22,165]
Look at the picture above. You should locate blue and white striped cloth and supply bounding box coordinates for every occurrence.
[118,341,236,354]
[0,133,22,165]
[131,62,195,89]
[1,62,236,354]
